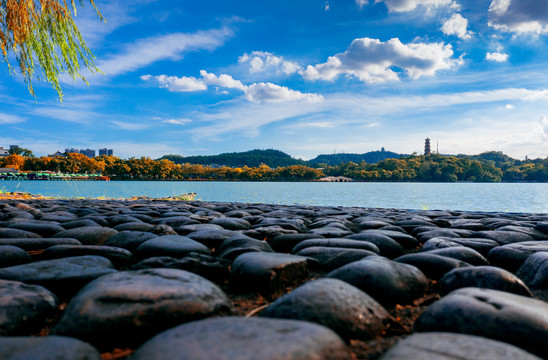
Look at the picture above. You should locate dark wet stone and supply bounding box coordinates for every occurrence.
[246,225,298,240]
[8,222,65,237]
[361,229,420,250]
[309,227,353,238]
[39,214,77,223]
[380,332,542,360]
[487,241,548,272]
[38,245,133,266]
[113,221,154,232]
[296,247,378,271]
[131,253,231,282]
[215,235,274,261]
[394,253,470,280]
[0,228,41,238]
[426,247,489,266]
[420,238,462,251]
[410,226,440,237]
[260,278,390,341]
[132,317,352,360]
[345,233,404,259]
[416,229,462,242]
[496,225,548,240]
[438,266,533,296]
[535,222,548,235]
[328,257,428,308]
[356,220,392,230]
[0,245,32,268]
[415,287,548,358]
[102,231,157,252]
[437,237,499,257]
[0,255,116,298]
[395,219,435,232]
[176,223,224,235]
[61,219,101,229]
[53,269,233,349]
[107,215,142,226]
[292,238,380,254]
[53,227,118,246]
[516,252,548,288]
[187,228,240,248]
[231,252,313,298]
[269,233,320,253]
[0,238,81,251]
[0,279,58,335]
[135,235,210,259]
[254,217,308,232]
[210,217,251,230]
[223,210,252,218]
[473,230,535,245]
[151,224,178,235]
[0,336,101,360]
[150,216,201,227]
[79,215,109,227]
[448,220,487,231]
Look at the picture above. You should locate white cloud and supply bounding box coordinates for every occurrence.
[143,70,323,103]
[356,0,368,9]
[162,118,192,125]
[539,114,548,140]
[486,52,509,62]
[112,121,150,131]
[489,0,548,35]
[96,27,233,76]
[244,83,323,103]
[324,1,330,11]
[442,13,473,39]
[200,71,246,90]
[140,74,207,92]
[505,104,514,109]
[375,0,459,13]
[238,51,300,75]
[300,37,461,84]
[0,113,26,124]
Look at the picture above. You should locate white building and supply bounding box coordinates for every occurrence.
[0,147,9,157]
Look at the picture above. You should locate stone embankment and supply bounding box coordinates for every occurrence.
[1,199,548,359]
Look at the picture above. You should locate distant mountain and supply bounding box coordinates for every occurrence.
[160,149,306,168]
[307,150,405,166]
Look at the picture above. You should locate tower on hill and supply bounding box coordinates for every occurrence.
[424,138,431,155]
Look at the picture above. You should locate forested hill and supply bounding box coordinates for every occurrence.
[307,150,405,165]
[160,149,306,168]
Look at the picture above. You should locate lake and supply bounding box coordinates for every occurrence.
[0,180,546,213]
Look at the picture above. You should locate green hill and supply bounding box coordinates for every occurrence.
[160,149,306,168]
[308,150,405,166]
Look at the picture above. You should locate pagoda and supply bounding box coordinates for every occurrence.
[424,138,431,155]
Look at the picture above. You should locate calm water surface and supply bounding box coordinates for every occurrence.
[1,180,546,213]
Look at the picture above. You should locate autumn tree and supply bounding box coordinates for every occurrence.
[1,0,103,100]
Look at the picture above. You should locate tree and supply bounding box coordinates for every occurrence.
[1,0,103,100]
[8,147,34,157]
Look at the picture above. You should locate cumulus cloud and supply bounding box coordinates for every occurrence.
[142,71,323,103]
[486,52,509,62]
[244,83,323,103]
[540,114,548,140]
[238,51,300,75]
[489,0,548,35]
[140,74,207,92]
[375,0,459,13]
[300,37,461,84]
[442,13,473,39]
[505,104,514,109]
[0,113,26,124]
[200,71,246,90]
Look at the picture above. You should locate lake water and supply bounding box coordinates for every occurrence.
[1,180,546,213]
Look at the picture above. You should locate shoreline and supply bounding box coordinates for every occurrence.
[1,198,547,359]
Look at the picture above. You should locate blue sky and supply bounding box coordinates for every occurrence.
[1,0,548,160]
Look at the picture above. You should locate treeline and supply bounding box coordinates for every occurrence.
[322,152,548,182]
[0,153,323,181]
[0,151,546,182]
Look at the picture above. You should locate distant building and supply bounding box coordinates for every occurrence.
[48,151,66,158]
[424,138,431,155]
[9,145,19,150]
[65,148,80,154]
[80,149,96,158]
[381,147,385,152]
[99,148,113,156]
[0,147,9,157]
